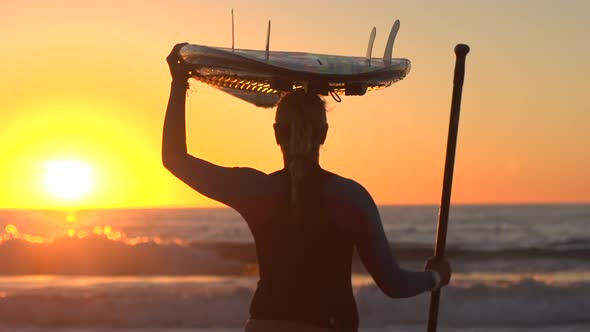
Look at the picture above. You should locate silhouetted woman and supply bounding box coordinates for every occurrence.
[162,44,450,332]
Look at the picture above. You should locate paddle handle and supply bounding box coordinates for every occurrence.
[427,44,470,332]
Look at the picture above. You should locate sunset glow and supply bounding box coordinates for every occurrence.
[0,4,587,331]
[0,1,588,209]
[44,160,94,201]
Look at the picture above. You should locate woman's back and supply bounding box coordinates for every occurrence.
[249,168,357,329]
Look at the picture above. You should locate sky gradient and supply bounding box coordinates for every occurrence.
[1,0,589,208]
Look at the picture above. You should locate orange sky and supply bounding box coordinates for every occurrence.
[1,0,589,209]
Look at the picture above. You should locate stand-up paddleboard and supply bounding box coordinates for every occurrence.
[178,13,411,108]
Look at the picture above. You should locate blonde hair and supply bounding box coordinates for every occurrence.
[275,90,327,210]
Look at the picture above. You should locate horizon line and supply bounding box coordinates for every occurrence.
[1,201,589,212]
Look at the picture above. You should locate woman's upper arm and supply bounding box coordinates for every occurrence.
[164,154,266,209]
[346,181,434,298]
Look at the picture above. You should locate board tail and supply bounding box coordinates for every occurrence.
[383,20,400,66]
[366,27,376,66]
[265,20,271,61]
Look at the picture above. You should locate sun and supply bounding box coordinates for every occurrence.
[44,160,94,200]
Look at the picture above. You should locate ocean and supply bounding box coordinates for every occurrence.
[0,205,589,332]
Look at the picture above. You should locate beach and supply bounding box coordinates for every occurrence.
[1,205,589,331]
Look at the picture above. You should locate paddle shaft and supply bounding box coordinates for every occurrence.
[427,44,470,332]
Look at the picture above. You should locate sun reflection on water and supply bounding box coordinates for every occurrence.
[2,223,186,246]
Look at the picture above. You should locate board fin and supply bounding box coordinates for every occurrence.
[366,27,376,66]
[383,20,400,66]
[265,20,271,61]
[231,9,235,52]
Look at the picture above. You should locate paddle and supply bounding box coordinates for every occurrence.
[427,44,470,332]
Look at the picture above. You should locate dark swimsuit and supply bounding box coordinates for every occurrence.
[171,157,436,331]
[249,168,357,329]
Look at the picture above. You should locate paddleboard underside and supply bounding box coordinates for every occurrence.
[179,44,411,108]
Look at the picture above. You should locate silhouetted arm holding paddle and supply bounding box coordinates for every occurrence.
[162,44,265,208]
[345,181,451,297]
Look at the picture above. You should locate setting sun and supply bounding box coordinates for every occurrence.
[44,160,94,200]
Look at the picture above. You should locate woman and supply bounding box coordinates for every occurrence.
[162,44,451,332]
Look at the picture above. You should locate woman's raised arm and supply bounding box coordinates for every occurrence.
[162,43,191,170]
[161,44,266,208]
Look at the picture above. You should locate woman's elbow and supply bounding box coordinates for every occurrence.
[162,152,185,174]
[377,273,427,298]
[379,284,417,299]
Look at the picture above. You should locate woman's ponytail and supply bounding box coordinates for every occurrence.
[275,90,327,212]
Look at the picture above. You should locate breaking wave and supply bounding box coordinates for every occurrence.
[1,232,589,275]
